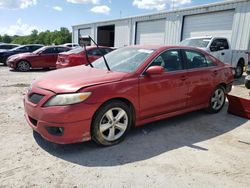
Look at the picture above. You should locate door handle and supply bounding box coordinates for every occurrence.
[180,76,187,81]
[213,70,218,75]
[221,52,225,55]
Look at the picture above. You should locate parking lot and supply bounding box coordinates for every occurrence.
[0,65,250,187]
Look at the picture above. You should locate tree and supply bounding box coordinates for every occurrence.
[0,28,72,45]
[2,34,11,43]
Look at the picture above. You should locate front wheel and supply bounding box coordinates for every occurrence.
[91,100,132,146]
[17,60,30,72]
[206,86,225,113]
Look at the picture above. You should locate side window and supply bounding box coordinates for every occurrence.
[57,47,69,53]
[87,49,102,56]
[150,49,183,72]
[210,39,229,51]
[19,46,29,52]
[30,46,42,51]
[184,50,208,69]
[42,48,56,54]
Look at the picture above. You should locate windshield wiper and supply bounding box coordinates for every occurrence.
[83,43,93,68]
[81,35,111,71]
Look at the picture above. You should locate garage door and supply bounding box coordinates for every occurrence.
[79,28,91,38]
[182,10,234,41]
[136,19,165,45]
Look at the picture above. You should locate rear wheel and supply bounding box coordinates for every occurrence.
[17,60,30,72]
[234,60,244,78]
[91,100,132,146]
[206,86,225,113]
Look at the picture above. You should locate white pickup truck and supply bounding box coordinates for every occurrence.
[181,37,249,78]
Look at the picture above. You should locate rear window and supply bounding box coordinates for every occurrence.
[63,47,84,54]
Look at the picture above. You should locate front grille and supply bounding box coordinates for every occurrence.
[29,116,37,126]
[28,93,44,104]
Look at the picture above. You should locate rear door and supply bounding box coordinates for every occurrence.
[182,49,218,108]
[139,49,189,119]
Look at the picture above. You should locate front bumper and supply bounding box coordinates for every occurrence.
[6,60,16,69]
[24,86,99,144]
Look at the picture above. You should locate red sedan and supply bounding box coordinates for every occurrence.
[24,45,234,146]
[56,46,114,69]
[7,46,70,71]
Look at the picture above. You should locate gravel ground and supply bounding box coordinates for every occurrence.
[0,65,250,188]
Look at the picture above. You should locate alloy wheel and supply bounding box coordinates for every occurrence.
[99,107,128,142]
[17,61,30,71]
[211,88,225,111]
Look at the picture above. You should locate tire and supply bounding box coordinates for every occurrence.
[245,76,250,89]
[206,86,226,114]
[234,62,244,78]
[17,60,30,72]
[91,100,132,146]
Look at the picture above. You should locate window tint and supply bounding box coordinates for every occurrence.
[184,50,209,69]
[57,47,69,53]
[150,49,183,72]
[211,39,229,50]
[0,45,7,49]
[87,48,102,56]
[102,48,113,54]
[19,46,29,52]
[0,45,17,49]
[42,47,57,54]
[30,45,42,51]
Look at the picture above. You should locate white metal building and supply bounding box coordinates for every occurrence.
[72,0,250,51]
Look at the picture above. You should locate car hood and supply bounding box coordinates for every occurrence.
[33,66,128,93]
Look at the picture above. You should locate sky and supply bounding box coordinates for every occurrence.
[0,0,226,36]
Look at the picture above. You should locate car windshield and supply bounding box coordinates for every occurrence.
[91,47,155,73]
[181,38,211,48]
[9,45,25,51]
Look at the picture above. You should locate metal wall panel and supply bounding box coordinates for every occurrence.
[73,29,78,44]
[231,1,250,50]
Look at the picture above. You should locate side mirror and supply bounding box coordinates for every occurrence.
[145,66,164,76]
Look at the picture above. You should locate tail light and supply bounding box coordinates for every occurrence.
[58,56,69,64]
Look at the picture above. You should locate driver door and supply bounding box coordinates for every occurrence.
[139,49,189,120]
[210,38,231,64]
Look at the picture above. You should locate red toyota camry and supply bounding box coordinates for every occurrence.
[24,45,234,146]
[56,46,114,69]
[7,46,70,71]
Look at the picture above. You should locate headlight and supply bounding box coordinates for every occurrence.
[44,92,91,107]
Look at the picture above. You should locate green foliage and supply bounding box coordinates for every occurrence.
[0,27,72,45]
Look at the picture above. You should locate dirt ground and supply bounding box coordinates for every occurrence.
[0,65,250,188]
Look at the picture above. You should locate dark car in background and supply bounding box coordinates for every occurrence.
[56,46,114,69]
[7,46,71,71]
[0,44,44,65]
[0,43,20,52]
